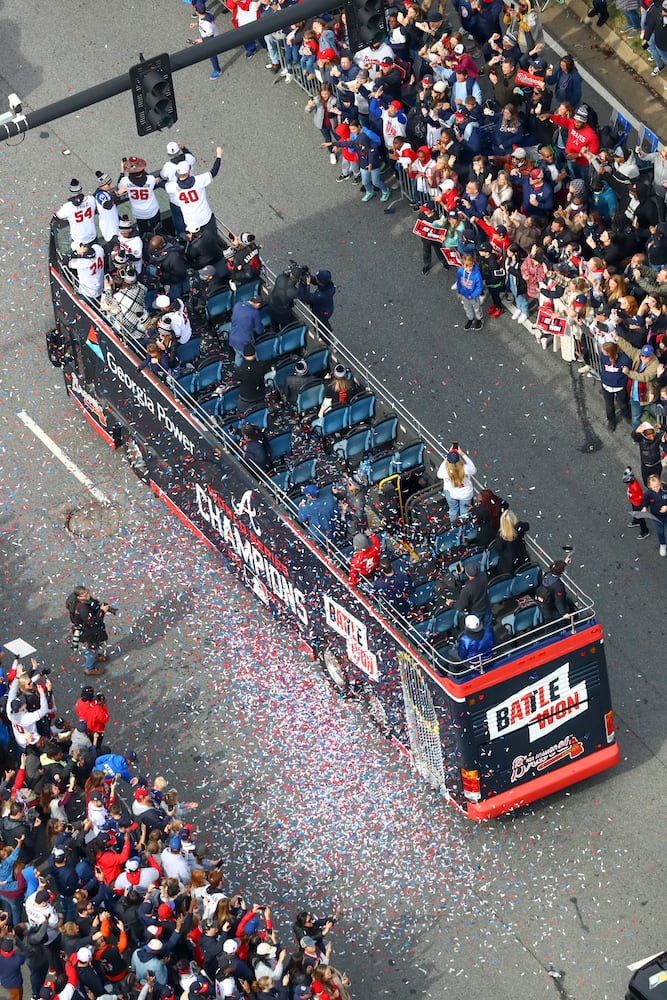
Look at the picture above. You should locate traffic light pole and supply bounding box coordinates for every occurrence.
[0,0,339,141]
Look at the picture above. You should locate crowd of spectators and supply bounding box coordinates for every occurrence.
[242,0,667,433]
[0,650,347,1000]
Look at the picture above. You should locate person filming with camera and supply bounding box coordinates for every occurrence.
[66,586,116,677]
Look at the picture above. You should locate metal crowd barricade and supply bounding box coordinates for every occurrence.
[581,325,603,381]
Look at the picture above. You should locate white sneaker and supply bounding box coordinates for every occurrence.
[578,364,591,374]
[450,281,458,291]
[279,67,288,76]
[284,73,293,82]
[660,544,666,557]
[329,152,337,165]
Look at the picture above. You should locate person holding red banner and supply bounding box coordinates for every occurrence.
[415,200,449,275]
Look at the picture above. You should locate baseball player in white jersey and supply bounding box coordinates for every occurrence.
[56,178,97,245]
[155,295,192,344]
[161,141,197,236]
[94,170,120,243]
[118,156,163,235]
[164,146,223,237]
[118,217,144,275]
[66,241,105,300]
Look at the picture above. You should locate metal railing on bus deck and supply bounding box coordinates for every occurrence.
[54,217,599,682]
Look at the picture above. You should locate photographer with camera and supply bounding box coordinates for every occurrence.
[65,586,116,677]
[267,261,307,329]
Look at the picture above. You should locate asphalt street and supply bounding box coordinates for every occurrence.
[0,2,665,999]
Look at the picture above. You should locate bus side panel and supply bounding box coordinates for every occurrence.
[51,273,466,784]
[51,266,618,819]
[461,634,618,807]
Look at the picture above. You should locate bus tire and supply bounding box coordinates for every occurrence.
[319,644,348,692]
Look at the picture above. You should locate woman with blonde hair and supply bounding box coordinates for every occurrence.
[437,445,477,520]
[495,510,530,575]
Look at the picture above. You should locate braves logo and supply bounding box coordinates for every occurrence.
[231,489,261,536]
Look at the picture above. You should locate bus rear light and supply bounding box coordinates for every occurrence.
[604,710,615,743]
[461,768,481,802]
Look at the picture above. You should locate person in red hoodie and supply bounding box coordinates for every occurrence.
[348,533,382,587]
[331,122,360,183]
[94,829,132,885]
[623,466,650,538]
[540,104,599,179]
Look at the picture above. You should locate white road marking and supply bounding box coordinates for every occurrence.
[17,409,111,506]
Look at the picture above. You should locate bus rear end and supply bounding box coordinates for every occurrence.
[443,622,619,820]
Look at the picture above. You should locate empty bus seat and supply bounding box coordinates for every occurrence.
[267,430,292,463]
[296,380,325,415]
[176,337,201,367]
[371,416,398,449]
[312,404,349,439]
[509,563,542,597]
[255,334,280,363]
[175,372,198,398]
[304,346,330,375]
[291,457,317,488]
[333,428,372,464]
[233,279,261,304]
[266,358,297,391]
[277,322,307,356]
[501,604,543,636]
[392,441,425,475]
[196,360,224,395]
[206,290,233,321]
[347,393,376,427]
[487,574,514,606]
[218,384,240,414]
[367,451,394,484]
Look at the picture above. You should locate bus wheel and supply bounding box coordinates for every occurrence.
[123,438,149,481]
[320,645,348,691]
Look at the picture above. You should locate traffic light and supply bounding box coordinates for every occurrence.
[129,53,177,137]
[344,0,387,54]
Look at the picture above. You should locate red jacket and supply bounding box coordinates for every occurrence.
[548,115,599,165]
[75,697,110,733]
[627,479,644,507]
[96,835,131,885]
[348,534,382,586]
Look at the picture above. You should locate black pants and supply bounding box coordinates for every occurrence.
[603,388,630,427]
[630,503,650,536]
[421,238,448,270]
[488,284,504,309]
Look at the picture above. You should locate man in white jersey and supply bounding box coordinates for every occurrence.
[65,241,105,301]
[164,146,223,237]
[118,216,144,275]
[161,141,197,236]
[155,295,192,345]
[55,178,97,245]
[6,672,50,749]
[118,156,163,235]
[93,169,120,245]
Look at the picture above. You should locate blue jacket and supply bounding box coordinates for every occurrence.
[330,132,382,170]
[599,347,631,390]
[95,752,133,784]
[302,277,336,322]
[0,948,25,989]
[229,301,263,353]
[458,624,494,661]
[298,494,337,540]
[546,67,582,108]
[521,177,554,216]
[456,264,484,299]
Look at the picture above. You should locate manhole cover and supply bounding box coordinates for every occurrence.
[65,504,120,539]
